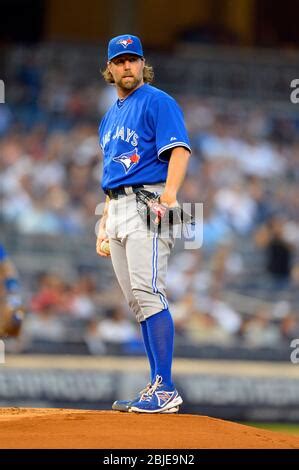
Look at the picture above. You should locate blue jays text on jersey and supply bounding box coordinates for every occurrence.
[99,84,191,191]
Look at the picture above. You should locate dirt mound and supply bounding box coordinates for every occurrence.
[0,408,298,449]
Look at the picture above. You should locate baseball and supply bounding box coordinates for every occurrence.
[100,239,110,255]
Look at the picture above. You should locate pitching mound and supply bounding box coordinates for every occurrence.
[0,408,298,449]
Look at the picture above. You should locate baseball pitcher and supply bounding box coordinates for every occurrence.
[97,35,191,413]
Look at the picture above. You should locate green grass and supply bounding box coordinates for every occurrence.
[241,422,299,436]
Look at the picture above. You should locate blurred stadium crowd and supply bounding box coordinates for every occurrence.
[1,46,299,355]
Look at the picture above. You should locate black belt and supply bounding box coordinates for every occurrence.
[105,185,144,199]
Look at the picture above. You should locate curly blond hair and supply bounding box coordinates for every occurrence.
[102,63,154,84]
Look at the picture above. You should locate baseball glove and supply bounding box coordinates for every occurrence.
[135,189,194,232]
[0,300,24,338]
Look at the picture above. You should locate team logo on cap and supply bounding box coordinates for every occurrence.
[117,38,133,48]
[113,148,140,173]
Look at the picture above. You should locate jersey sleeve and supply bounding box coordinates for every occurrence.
[149,96,191,162]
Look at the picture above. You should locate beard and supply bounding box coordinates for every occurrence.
[117,75,141,91]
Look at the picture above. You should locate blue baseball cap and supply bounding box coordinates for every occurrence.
[108,34,143,61]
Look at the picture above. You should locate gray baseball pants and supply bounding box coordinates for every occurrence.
[106,184,174,323]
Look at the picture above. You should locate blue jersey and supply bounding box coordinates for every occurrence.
[99,84,191,191]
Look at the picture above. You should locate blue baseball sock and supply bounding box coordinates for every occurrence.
[140,321,155,383]
[145,308,174,388]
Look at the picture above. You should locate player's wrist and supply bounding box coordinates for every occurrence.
[159,191,178,207]
[97,226,107,238]
[98,217,107,232]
